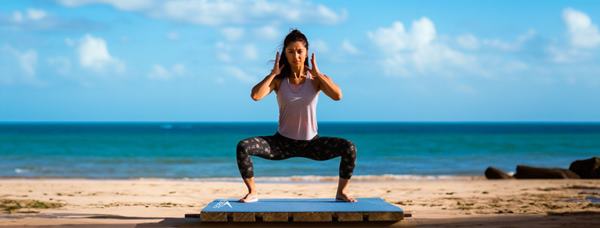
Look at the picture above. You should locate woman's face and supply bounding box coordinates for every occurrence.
[284,41,307,68]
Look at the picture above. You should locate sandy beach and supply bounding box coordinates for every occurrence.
[0,178,599,227]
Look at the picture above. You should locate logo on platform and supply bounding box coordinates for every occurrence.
[213,200,232,209]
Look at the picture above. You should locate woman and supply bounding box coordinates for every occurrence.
[236,29,357,203]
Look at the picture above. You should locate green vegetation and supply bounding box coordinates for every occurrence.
[0,199,63,213]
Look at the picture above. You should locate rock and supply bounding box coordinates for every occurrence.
[513,165,580,179]
[569,157,600,179]
[485,166,513,179]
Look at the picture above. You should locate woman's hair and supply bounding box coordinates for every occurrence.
[276,29,310,79]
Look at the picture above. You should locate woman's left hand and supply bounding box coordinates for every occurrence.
[309,53,322,78]
[309,52,342,100]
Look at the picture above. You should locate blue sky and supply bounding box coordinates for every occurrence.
[1,0,600,122]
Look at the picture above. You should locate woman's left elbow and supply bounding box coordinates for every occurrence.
[333,92,342,101]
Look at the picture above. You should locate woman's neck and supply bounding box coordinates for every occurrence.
[291,65,305,79]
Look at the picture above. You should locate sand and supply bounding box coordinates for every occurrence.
[0,178,599,227]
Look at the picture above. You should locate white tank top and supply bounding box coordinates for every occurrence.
[276,71,319,140]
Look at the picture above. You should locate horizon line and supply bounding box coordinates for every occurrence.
[1,120,600,124]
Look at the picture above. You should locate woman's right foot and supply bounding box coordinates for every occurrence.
[239,192,259,203]
[335,192,357,202]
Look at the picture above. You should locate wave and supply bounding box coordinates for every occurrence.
[13,168,30,174]
[137,174,485,183]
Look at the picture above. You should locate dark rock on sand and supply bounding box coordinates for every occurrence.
[485,167,513,179]
[569,157,600,179]
[513,165,580,179]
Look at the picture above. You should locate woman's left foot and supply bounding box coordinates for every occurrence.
[335,193,357,202]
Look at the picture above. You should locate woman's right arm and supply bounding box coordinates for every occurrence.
[250,52,283,101]
[251,73,278,101]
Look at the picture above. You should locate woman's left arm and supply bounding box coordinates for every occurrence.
[310,53,343,101]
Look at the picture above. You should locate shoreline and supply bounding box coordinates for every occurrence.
[0,174,486,183]
[1,178,599,227]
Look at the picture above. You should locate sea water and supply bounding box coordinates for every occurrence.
[1,122,598,180]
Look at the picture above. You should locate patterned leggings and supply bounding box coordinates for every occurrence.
[236,132,357,179]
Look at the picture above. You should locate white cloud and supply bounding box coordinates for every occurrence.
[221,27,244,41]
[456,34,480,50]
[369,20,536,78]
[214,76,225,85]
[2,46,43,85]
[368,21,409,52]
[77,34,124,73]
[368,18,478,77]
[215,41,232,63]
[453,83,477,95]
[483,39,515,51]
[166,31,179,40]
[244,44,258,60]
[162,0,241,26]
[547,44,591,63]
[216,42,259,62]
[47,56,72,75]
[11,8,47,23]
[148,63,185,80]
[341,39,359,54]
[482,29,536,51]
[548,8,600,63]
[12,11,23,23]
[27,9,47,20]
[16,49,38,78]
[216,52,232,62]
[254,24,279,40]
[173,64,185,74]
[412,18,436,48]
[369,18,437,51]
[311,39,329,53]
[563,8,600,48]
[58,0,155,11]
[224,66,257,83]
[56,0,346,26]
[315,4,346,25]
[65,38,76,47]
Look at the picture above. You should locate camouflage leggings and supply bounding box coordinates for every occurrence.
[236,132,357,179]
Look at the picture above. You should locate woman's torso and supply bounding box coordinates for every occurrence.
[275,71,320,140]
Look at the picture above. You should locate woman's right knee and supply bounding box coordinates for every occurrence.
[237,137,262,154]
[236,139,251,156]
[339,139,357,158]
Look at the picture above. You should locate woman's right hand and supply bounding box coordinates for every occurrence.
[270,51,284,76]
[251,52,283,100]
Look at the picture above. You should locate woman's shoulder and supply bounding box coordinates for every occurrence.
[309,72,320,91]
[273,75,283,91]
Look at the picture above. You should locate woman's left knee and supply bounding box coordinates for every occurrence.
[341,139,356,156]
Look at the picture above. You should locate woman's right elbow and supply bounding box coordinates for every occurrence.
[251,93,261,101]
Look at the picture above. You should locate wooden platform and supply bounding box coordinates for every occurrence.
[199,198,405,222]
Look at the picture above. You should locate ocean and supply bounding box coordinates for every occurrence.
[1,122,599,180]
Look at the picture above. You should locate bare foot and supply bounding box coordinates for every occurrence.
[239,192,258,203]
[336,192,357,202]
